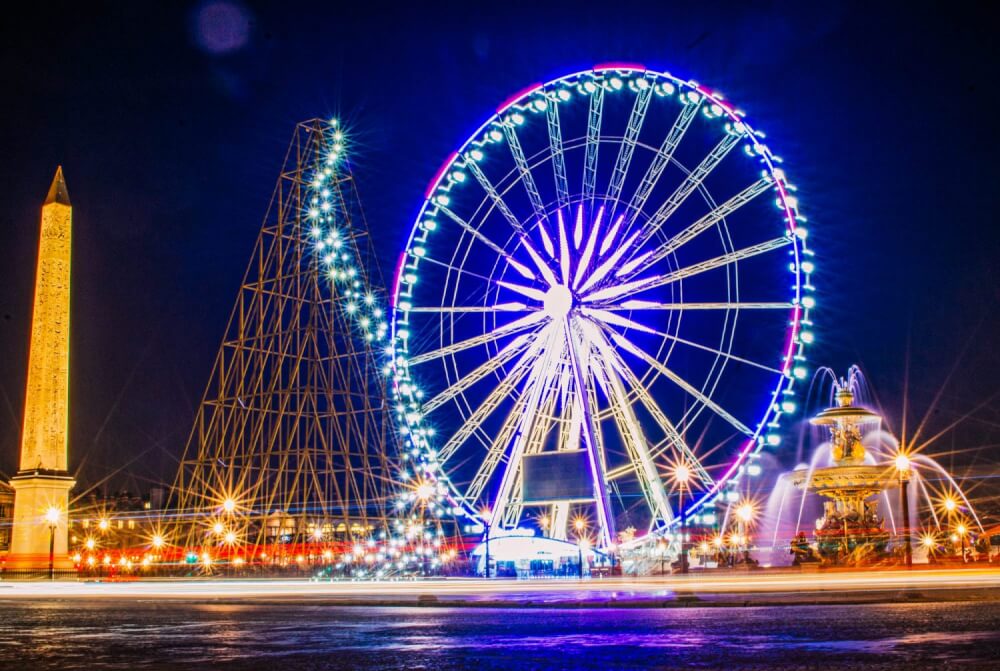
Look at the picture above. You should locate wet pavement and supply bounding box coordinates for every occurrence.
[2,600,1000,670]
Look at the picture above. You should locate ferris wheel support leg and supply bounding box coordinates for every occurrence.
[487,329,562,538]
[565,316,616,549]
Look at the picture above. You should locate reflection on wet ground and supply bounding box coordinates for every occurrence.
[2,600,1000,670]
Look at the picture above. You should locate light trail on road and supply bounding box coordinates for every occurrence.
[4,567,1000,603]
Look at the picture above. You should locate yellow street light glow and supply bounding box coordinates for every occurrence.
[921,535,936,548]
[894,453,910,473]
[224,531,237,545]
[956,524,967,536]
[712,535,724,548]
[44,506,61,526]
[573,517,587,532]
[312,528,324,540]
[212,522,224,535]
[85,538,96,550]
[736,501,755,523]
[152,534,164,549]
[943,497,957,513]
[72,553,81,563]
[539,515,550,529]
[222,498,236,513]
[86,556,96,566]
[233,557,245,566]
[950,534,959,543]
[98,519,110,531]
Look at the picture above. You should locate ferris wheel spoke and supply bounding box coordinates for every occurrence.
[576,229,641,295]
[580,319,674,527]
[631,130,745,253]
[519,233,560,288]
[408,303,536,313]
[467,349,566,509]
[609,300,793,311]
[496,280,548,303]
[583,236,792,304]
[465,159,529,237]
[606,83,653,218]
[463,379,535,507]
[572,206,605,290]
[591,308,783,375]
[436,329,550,463]
[408,311,546,365]
[580,306,658,336]
[437,204,536,281]
[557,209,572,285]
[618,177,774,281]
[502,122,548,223]
[582,83,605,207]
[624,98,702,227]
[606,361,713,488]
[545,94,571,209]
[603,326,755,437]
[422,332,537,413]
[585,322,723,488]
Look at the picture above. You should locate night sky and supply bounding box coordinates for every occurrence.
[1,1,998,495]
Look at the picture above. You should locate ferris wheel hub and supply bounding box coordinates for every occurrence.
[543,284,574,319]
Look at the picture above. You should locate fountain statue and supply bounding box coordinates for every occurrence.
[789,378,894,564]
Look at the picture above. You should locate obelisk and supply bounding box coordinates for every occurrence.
[6,167,76,574]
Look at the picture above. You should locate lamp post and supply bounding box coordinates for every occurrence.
[481,506,492,578]
[735,501,754,565]
[956,523,968,563]
[44,507,60,580]
[573,517,587,579]
[943,496,958,560]
[673,464,691,574]
[895,454,912,568]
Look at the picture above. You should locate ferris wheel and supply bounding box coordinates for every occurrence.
[390,65,813,549]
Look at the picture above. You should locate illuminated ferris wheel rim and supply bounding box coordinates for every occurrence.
[389,62,814,541]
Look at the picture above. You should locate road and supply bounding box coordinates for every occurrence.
[4,566,1000,606]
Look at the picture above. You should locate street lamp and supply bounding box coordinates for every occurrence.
[956,523,968,563]
[481,506,492,578]
[673,463,691,574]
[894,453,912,568]
[573,517,588,579]
[44,507,60,580]
[735,501,755,565]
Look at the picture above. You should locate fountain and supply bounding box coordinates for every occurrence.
[788,378,896,564]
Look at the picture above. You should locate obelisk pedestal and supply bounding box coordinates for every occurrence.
[5,168,76,574]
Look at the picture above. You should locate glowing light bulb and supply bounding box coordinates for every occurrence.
[736,502,754,523]
[894,454,910,473]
